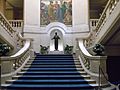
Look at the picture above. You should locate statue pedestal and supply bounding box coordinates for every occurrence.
[49,51,64,54]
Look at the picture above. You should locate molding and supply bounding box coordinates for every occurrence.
[23,31,90,35]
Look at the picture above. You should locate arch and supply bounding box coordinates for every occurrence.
[46,22,67,35]
[45,22,66,51]
[50,30,63,51]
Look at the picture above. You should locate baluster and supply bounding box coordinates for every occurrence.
[12,21,14,27]
[19,21,21,27]
[16,21,18,27]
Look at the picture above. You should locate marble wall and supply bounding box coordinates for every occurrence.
[24,0,90,53]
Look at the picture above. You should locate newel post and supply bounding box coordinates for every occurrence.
[29,39,34,59]
[90,56,108,85]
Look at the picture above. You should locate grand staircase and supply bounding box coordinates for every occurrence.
[2,54,97,90]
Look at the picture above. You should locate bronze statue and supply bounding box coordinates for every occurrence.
[52,32,60,50]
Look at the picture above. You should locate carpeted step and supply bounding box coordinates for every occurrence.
[33,58,77,60]
[2,54,97,90]
[12,75,91,80]
[35,54,73,56]
[17,71,87,75]
[6,79,96,84]
[24,65,82,68]
[27,62,81,65]
[28,60,80,64]
[21,67,84,71]
[2,84,97,90]
[29,60,79,62]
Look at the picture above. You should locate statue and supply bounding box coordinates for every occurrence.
[52,32,60,51]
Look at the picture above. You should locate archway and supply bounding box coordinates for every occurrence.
[50,30,63,51]
[46,22,67,52]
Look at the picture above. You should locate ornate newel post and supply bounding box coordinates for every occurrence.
[29,39,34,59]
[76,39,108,86]
[90,56,108,85]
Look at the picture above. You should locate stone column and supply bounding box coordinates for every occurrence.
[24,0,40,28]
[73,0,89,32]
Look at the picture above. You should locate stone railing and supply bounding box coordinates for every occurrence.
[86,0,120,47]
[75,39,118,89]
[0,33,34,84]
[0,12,24,50]
[0,12,16,38]
[9,20,23,28]
[76,39,107,84]
[90,19,99,31]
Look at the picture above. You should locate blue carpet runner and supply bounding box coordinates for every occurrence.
[2,54,97,90]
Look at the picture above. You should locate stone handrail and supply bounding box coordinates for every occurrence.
[90,19,99,31]
[76,39,120,89]
[95,0,119,33]
[1,40,30,76]
[86,0,120,47]
[0,12,16,38]
[0,33,34,83]
[9,20,23,28]
[76,39,108,85]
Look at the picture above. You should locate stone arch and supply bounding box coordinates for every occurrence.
[45,22,67,51]
[46,22,67,35]
[50,30,63,51]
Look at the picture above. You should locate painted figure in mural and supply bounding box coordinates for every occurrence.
[52,32,60,51]
[61,2,67,19]
[64,9,72,25]
[48,1,54,22]
[54,1,63,22]
[41,2,49,25]
[40,0,72,25]
[54,1,60,21]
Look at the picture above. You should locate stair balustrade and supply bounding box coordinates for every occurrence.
[75,39,118,89]
[9,20,23,28]
[86,0,120,47]
[0,12,24,52]
[90,19,99,31]
[0,33,34,84]
[0,12,16,38]
[9,20,24,33]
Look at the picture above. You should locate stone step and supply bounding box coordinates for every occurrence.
[6,79,96,84]
[17,71,87,75]
[24,65,82,68]
[12,75,91,80]
[21,67,84,71]
[2,84,97,90]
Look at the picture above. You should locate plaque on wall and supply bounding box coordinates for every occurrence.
[40,0,72,26]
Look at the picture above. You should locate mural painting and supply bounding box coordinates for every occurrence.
[40,0,72,25]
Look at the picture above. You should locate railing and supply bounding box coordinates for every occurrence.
[0,12,24,50]
[76,39,118,89]
[90,19,99,31]
[0,12,16,38]
[86,0,120,47]
[9,20,23,28]
[1,33,34,83]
